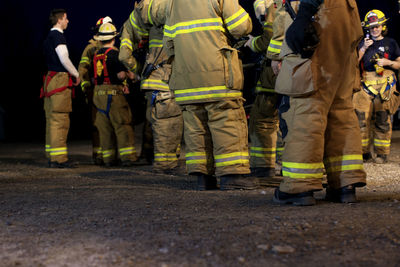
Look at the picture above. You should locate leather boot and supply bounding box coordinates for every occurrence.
[273,188,316,206]
[325,184,357,203]
[192,173,218,191]
[220,174,259,190]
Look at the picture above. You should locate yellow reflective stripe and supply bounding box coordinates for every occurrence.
[250,147,276,151]
[186,152,207,165]
[374,139,391,147]
[282,161,324,179]
[93,147,102,153]
[326,164,364,173]
[174,86,242,102]
[214,152,249,167]
[255,86,275,93]
[141,79,169,90]
[148,0,154,25]
[49,147,67,156]
[149,39,163,48]
[186,152,206,157]
[120,38,133,50]
[164,18,224,38]
[45,145,51,152]
[225,9,249,31]
[119,147,136,156]
[253,0,264,9]
[250,153,276,158]
[251,36,261,52]
[324,154,363,163]
[268,39,282,54]
[324,154,364,173]
[102,149,114,158]
[154,153,178,162]
[361,138,369,146]
[80,56,90,64]
[81,81,90,88]
[130,11,149,37]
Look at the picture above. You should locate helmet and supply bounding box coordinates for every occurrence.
[362,9,388,30]
[93,16,113,34]
[94,22,118,41]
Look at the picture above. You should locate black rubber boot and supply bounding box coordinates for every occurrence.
[273,188,316,206]
[48,161,77,169]
[325,185,357,203]
[362,153,372,162]
[220,174,259,190]
[196,174,218,191]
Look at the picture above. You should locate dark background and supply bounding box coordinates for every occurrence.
[0,0,399,142]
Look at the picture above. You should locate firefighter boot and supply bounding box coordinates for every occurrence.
[220,174,259,190]
[273,188,316,206]
[325,184,357,203]
[362,153,372,163]
[193,173,218,191]
[374,154,388,164]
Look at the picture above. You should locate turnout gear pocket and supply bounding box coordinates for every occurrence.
[221,47,244,90]
[161,63,172,83]
[155,92,181,119]
[275,55,315,97]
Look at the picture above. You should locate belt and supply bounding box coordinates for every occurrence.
[95,89,123,96]
[362,74,396,99]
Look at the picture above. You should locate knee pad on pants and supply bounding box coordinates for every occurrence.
[355,109,366,128]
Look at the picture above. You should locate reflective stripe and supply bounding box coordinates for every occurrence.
[225,8,249,31]
[102,150,113,158]
[141,79,169,90]
[253,0,264,9]
[186,152,207,165]
[120,38,133,50]
[49,147,67,156]
[374,138,390,147]
[255,81,274,93]
[250,147,276,158]
[154,153,178,162]
[149,39,163,48]
[80,56,90,65]
[361,138,369,147]
[119,147,136,156]
[81,81,90,88]
[164,18,224,38]
[45,145,51,152]
[264,22,273,33]
[276,147,284,156]
[324,154,364,173]
[148,0,155,25]
[214,152,249,167]
[93,147,102,153]
[282,162,324,179]
[251,36,261,52]
[130,11,149,37]
[174,86,242,102]
[267,40,282,54]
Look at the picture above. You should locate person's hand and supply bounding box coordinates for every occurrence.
[244,35,254,48]
[362,38,373,51]
[271,60,282,75]
[123,85,130,94]
[127,70,135,80]
[72,76,80,86]
[376,58,391,67]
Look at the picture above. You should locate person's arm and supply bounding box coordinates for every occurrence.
[55,44,80,84]
[377,56,400,70]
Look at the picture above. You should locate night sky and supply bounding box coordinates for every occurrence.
[0,0,399,141]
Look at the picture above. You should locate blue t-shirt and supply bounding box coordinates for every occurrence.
[359,37,400,72]
[43,29,68,73]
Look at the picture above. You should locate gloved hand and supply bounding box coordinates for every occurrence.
[285,2,319,58]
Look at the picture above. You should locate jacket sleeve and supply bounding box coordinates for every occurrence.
[266,0,286,60]
[119,19,140,72]
[249,3,275,53]
[78,42,93,90]
[221,0,252,39]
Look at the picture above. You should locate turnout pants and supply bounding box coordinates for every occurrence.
[93,85,137,163]
[249,93,279,169]
[279,0,366,194]
[182,99,250,177]
[353,70,399,156]
[86,86,102,161]
[43,72,72,163]
[145,91,183,170]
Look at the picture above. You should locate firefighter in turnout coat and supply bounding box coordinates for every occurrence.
[273,0,367,205]
[93,23,137,167]
[119,1,183,172]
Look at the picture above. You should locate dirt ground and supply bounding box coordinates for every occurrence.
[1,131,400,266]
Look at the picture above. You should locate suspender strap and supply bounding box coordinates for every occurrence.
[40,71,73,98]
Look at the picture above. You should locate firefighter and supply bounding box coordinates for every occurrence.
[159,0,259,190]
[244,0,280,180]
[42,9,80,168]
[119,2,183,174]
[273,0,367,205]
[78,16,113,165]
[353,10,400,164]
[92,23,137,167]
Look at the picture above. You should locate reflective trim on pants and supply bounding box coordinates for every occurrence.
[214,152,249,167]
[324,154,364,173]
[282,162,325,179]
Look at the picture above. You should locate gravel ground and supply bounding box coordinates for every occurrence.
[0,132,400,266]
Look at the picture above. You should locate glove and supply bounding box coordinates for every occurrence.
[285,2,319,58]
